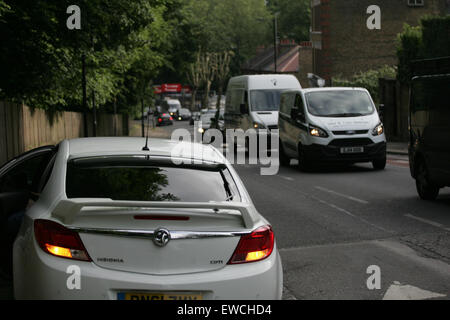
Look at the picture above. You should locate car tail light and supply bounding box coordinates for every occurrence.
[228,225,274,264]
[34,219,91,261]
[169,116,173,120]
[158,118,162,122]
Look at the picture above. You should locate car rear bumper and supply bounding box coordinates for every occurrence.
[14,237,283,300]
[304,141,386,163]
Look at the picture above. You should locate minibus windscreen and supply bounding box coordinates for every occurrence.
[305,90,375,117]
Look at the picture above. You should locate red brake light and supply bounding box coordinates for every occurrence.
[228,225,274,264]
[158,118,162,122]
[169,116,173,120]
[34,219,91,261]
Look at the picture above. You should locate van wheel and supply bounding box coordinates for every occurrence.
[415,159,439,200]
[298,144,312,172]
[279,141,290,166]
[372,157,386,170]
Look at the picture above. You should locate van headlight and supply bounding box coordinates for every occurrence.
[309,125,328,138]
[372,123,384,136]
[253,122,266,129]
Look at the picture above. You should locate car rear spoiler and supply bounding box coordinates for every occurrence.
[52,198,261,228]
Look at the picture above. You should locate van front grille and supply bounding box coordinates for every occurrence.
[332,130,368,135]
[328,138,374,147]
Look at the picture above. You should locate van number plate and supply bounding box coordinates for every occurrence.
[340,147,364,154]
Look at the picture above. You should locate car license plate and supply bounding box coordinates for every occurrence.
[340,146,364,154]
[117,292,203,300]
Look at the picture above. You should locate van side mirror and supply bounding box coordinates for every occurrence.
[240,103,248,115]
[290,107,298,120]
[378,104,384,122]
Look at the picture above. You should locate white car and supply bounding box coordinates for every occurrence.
[9,137,282,299]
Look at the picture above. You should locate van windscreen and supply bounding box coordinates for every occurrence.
[305,90,375,117]
[250,90,283,111]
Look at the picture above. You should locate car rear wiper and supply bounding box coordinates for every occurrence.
[220,170,234,201]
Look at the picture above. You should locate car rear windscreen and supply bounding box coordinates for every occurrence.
[66,159,240,202]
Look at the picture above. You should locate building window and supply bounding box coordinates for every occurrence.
[408,0,424,6]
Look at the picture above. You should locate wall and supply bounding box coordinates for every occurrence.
[312,0,446,81]
[0,102,128,166]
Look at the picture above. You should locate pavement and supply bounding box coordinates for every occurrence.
[386,142,408,156]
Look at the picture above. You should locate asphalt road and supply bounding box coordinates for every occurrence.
[168,124,450,299]
[148,120,450,299]
[1,120,449,300]
[235,155,450,300]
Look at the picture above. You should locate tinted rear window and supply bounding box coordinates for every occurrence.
[65,160,240,202]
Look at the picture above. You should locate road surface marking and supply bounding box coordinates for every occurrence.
[314,186,369,204]
[383,281,446,300]
[309,194,392,234]
[404,214,450,233]
[279,175,294,181]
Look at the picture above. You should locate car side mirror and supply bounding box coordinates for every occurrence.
[240,103,248,115]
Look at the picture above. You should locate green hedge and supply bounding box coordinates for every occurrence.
[397,15,450,84]
[332,65,397,103]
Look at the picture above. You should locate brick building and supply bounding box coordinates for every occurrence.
[310,0,449,82]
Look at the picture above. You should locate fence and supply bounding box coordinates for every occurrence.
[0,101,128,166]
[378,79,410,142]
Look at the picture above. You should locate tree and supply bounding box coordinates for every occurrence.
[397,15,450,84]
[198,52,216,109]
[181,0,272,76]
[268,0,311,43]
[186,51,203,111]
[212,51,233,126]
[0,0,172,115]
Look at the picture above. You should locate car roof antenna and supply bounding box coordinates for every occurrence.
[142,108,151,151]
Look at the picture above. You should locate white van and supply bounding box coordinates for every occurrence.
[278,87,386,170]
[224,74,302,134]
[163,99,182,116]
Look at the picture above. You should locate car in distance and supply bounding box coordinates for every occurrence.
[156,113,173,126]
[190,111,201,125]
[177,108,192,121]
[10,138,282,299]
[409,69,450,200]
[278,87,386,171]
[197,109,218,136]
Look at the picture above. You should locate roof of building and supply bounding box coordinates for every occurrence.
[242,40,300,74]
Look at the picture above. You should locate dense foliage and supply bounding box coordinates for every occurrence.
[2,0,308,115]
[397,15,450,84]
[332,66,397,103]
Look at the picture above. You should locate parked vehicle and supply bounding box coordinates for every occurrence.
[224,74,301,148]
[7,137,282,299]
[177,108,192,121]
[156,113,173,126]
[278,87,386,171]
[197,109,217,136]
[190,111,201,125]
[409,73,450,200]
